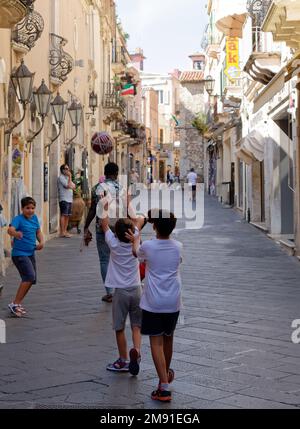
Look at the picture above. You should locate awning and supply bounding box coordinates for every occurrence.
[253,68,286,113]
[216,13,247,38]
[235,147,255,165]
[235,130,265,164]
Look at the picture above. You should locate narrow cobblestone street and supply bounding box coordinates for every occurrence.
[1,195,300,409]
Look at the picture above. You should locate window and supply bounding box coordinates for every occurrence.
[194,61,204,70]
[159,129,164,146]
[165,91,170,105]
[157,90,164,104]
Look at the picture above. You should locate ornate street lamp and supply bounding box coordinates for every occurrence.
[50,92,68,144]
[27,79,52,144]
[5,59,35,135]
[204,75,215,96]
[89,91,98,114]
[66,100,83,145]
[85,91,98,119]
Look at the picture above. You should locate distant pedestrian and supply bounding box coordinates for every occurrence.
[102,203,146,375]
[130,169,139,197]
[169,171,175,185]
[187,168,197,202]
[126,209,182,402]
[57,164,76,238]
[7,197,44,317]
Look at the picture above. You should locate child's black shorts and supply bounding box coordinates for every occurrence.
[141,310,180,337]
[12,255,37,284]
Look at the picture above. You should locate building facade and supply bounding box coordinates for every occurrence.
[178,53,206,181]
[0,0,142,274]
[203,0,300,258]
[141,71,180,183]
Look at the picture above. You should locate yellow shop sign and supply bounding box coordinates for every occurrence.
[225,37,240,81]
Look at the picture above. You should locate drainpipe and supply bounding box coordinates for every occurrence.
[296,78,300,256]
[247,208,251,223]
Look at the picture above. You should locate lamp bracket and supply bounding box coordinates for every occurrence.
[4,105,27,135]
[26,117,45,144]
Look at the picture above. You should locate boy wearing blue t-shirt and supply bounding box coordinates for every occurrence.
[7,197,44,317]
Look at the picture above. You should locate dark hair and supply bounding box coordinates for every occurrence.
[190,168,195,172]
[104,162,119,179]
[147,209,177,238]
[115,218,135,243]
[21,197,36,208]
[60,164,69,173]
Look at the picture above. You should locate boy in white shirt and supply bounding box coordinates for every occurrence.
[102,209,145,375]
[126,209,182,402]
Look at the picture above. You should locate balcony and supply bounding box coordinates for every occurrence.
[262,0,300,51]
[0,0,29,29]
[111,46,127,74]
[244,51,280,85]
[124,122,146,146]
[49,33,74,85]
[11,2,44,52]
[102,83,126,116]
[202,24,223,59]
[246,0,272,27]
[223,76,243,99]
[215,0,248,39]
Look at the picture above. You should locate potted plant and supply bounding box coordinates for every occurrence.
[191,113,208,136]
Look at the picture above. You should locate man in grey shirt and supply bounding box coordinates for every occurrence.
[57,164,75,238]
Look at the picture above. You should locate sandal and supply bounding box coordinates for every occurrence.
[102,294,113,303]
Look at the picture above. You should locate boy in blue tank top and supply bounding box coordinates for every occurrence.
[7,197,44,317]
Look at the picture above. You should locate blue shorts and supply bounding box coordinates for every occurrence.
[12,255,37,284]
[59,201,72,216]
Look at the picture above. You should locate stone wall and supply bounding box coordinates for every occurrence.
[179,81,205,180]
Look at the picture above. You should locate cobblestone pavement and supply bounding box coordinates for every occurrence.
[1,195,300,409]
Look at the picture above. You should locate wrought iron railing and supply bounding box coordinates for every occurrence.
[12,2,44,51]
[20,0,35,7]
[112,46,127,65]
[49,33,74,84]
[247,0,272,27]
[102,83,126,114]
[201,23,223,50]
[252,26,266,52]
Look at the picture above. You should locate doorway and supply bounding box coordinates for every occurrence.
[159,160,165,183]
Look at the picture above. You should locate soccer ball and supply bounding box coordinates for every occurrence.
[91,132,113,155]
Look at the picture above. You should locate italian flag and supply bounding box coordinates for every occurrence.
[120,84,135,96]
[172,115,179,126]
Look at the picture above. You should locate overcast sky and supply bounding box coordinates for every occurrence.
[115,0,208,74]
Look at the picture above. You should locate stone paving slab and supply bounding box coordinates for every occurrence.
[1,195,300,408]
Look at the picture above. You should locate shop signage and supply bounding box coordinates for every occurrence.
[225,37,240,82]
